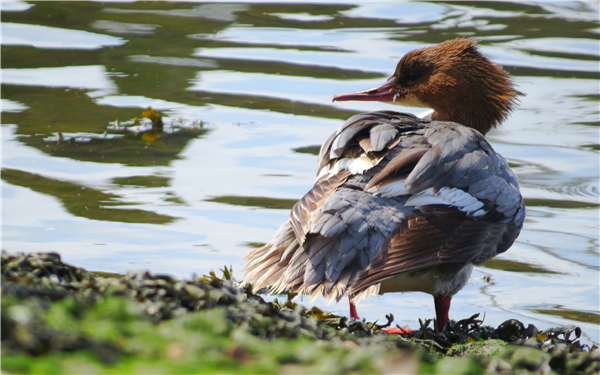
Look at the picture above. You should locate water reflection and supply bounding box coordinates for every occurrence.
[205,196,297,210]
[1,1,598,343]
[2,22,126,49]
[482,258,562,274]
[2,168,176,224]
[3,66,117,94]
[529,306,600,325]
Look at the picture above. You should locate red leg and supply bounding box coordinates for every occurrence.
[349,300,360,319]
[434,295,451,331]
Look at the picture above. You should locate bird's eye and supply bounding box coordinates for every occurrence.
[407,71,421,81]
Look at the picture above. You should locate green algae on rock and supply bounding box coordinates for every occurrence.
[2,251,599,374]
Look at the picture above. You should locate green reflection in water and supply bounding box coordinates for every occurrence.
[205,196,298,209]
[582,144,600,151]
[573,94,600,102]
[529,307,600,324]
[573,121,600,127]
[24,126,208,167]
[2,168,176,224]
[163,194,186,205]
[112,176,170,188]
[293,145,321,156]
[524,198,600,210]
[2,87,210,167]
[482,258,561,274]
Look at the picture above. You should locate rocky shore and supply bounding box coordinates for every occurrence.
[2,251,598,374]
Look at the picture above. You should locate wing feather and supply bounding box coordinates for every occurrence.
[244,110,524,305]
[290,170,351,245]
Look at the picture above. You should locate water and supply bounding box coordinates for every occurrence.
[2,1,598,343]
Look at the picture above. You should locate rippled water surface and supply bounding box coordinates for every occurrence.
[2,1,599,343]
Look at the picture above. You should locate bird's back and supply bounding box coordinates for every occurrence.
[244,111,525,303]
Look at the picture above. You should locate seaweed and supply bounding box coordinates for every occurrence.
[2,251,598,374]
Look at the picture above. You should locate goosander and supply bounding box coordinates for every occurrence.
[244,38,525,331]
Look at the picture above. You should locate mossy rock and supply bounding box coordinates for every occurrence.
[431,356,486,375]
[488,345,552,373]
[447,339,507,357]
[2,251,599,374]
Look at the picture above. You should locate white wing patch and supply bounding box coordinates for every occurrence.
[335,157,373,175]
[366,179,409,197]
[405,187,487,216]
[317,157,374,181]
[316,164,330,181]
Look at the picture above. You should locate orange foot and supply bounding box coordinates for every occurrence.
[381,326,412,336]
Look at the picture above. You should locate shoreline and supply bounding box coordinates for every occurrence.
[2,251,598,374]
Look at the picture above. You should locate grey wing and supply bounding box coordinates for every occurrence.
[403,124,525,231]
[275,112,426,300]
[348,124,525,296]
[244,111,425,299]
[244,114,525,303]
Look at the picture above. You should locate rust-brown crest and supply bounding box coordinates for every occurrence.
[393,38,523,134]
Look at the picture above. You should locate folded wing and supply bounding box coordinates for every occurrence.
[244,111,525,302]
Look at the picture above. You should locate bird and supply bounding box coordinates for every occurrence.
[243,38,525,332]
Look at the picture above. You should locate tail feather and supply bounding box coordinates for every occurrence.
[243,220,381,305]
[244,221,296,289]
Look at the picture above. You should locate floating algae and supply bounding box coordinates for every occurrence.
[2,251,598,374]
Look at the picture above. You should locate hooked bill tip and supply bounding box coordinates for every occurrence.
[332,93,348,102]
